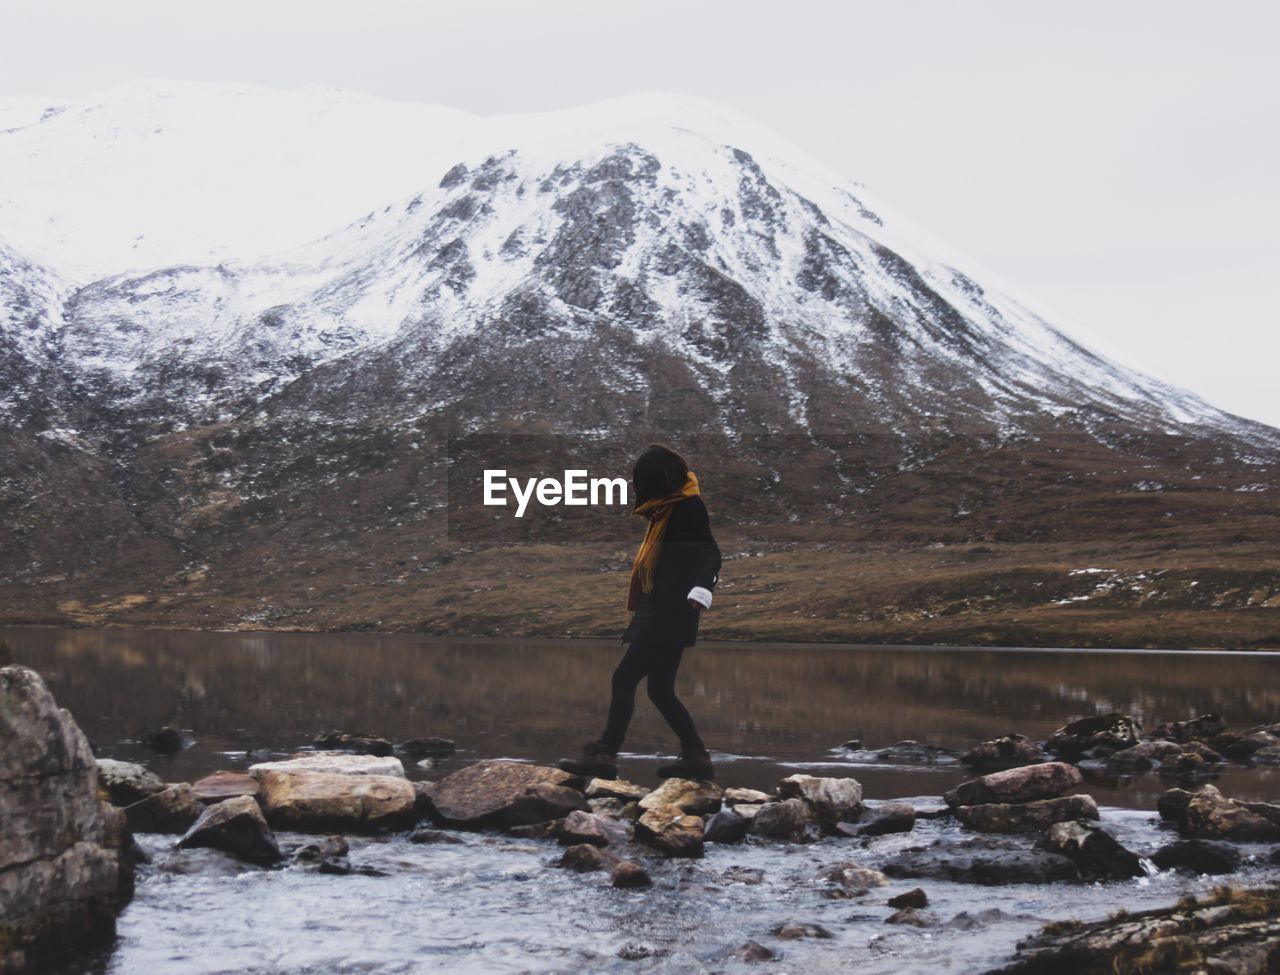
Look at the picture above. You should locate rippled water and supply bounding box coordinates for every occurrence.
[6,627,1279,974]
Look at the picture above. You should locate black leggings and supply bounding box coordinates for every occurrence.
[601,642,703,753]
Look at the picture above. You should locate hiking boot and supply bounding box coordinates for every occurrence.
[656,746,714,780]
[557,739,619,780]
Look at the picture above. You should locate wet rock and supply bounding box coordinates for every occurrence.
[96,760,202,833]
[506,820,564,840]
[191,771,260,804]
[1148,713,1226,743]
[421,760,587,830]
[142,725,187,755]
[961,734,1046,772]
[396,737,456,758]
[177,795,282,865]
[610,860,652,888]
[955,795,1099,834]
[317,858,386,877]
[945,762,1083,808]
[1221,730,1280,761]
[585,777,649,802]
[704,808,750,844]
[1156,786,1194,827]
[587,797,627,817]
[840,801,915,837]
[637,777,722,816]
[255,770,417,832]
[249,753,406,778]
[558,810,629,847]
[750,798,811,841]
[876,740,958,764]
[733,940,775,961]
[774,921,833,939]
[1045,714,1140,760]
[723,787,771,805]
[986,885,1280,974]
[732,803,764,821]
[722,866,765,885]
[840,738,863,751]
[635,804,704,858]
[555,842,618,873]
[292,835,349,862]
[886,907,935,927]
[1,666,133,973]
[777,774,863,829]
[821,862,888,893]
[883,837,1079,885]
[888,887,928,909]
[1250,744,1280,765]
[313,731,393,756]
[407,828,465,845]
[1038,820,1145,879]
[1180,785,1280,840]
[1103,739,1184,771]
[1150,839,1241,875]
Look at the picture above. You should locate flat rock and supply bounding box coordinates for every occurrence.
[312,731,393,756]
[249,753,406,778]
[423,761,586,830]
[397,737,456,758]
[586,777,650,802]
[945,762,1082,808]
[256,770,417,832]
[777,774,863,828]
[637,778,722,816]
[191,771,260,804]
[883,837,1080,885]
[956,795,1099,834]
[774,921,833,940]
[178,795,281,864]
[635,804,704,858]
[723,787,772,804]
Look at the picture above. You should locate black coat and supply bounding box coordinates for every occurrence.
[622,495,722,648]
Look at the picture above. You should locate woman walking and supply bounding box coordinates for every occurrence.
[559,444,722,781]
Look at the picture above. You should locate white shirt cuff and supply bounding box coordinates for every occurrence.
[688,586,713,609]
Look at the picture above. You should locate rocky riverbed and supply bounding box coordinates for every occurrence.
[7,658,1280,973]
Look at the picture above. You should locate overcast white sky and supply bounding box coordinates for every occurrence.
[3,0,1277,426]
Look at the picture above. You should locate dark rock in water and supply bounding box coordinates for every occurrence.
[1156,786,1194,828]
[883,836,1079,885]
[733,940,775,961]
[888,887,929,909]
[876,740,959,764]
[96,759,202,833]
[317,858,387,877]
[722,866,765,885]
[777,774,864,829]
[506,819,564,840]
[422,760,586,830]
[985,885,1280,974]
[397,737,457,758]
[555,842,618,873]
[820,861,887,892]
[1150,839,1241,875]
[143,725,187,755]
[244,748,273,763]
[1038,820,1145,880]
[945,762,1083,808]
[773,921,833,940]
[704,808,750,844]
[407,828,465,845]
[312,731,394,757]
[178,795,282,865]
[610,860,652,888]
[955,795,1098,834]
[1223,731,1280,761]
[886,907,935,927]
[1148,713,1226,743]
[839,738,863,751]
[192,771,260,804]
[1248,745,1280,765]
[1160,784,1280,841]
[293,835,349,862]
[1,666,134,974]
[750,798,810,841]
[1045,714,1140,760]
[635,804,704,858]
[558,810,629,848]
[961,734,1046,772]
[1103,739,1184,771]
[840,801,915,837]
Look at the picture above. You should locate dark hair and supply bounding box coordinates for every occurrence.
[632,444,689,507]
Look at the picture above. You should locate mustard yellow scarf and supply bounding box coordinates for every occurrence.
[626,471,700,611]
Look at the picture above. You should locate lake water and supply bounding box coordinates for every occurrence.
[6,626,1279,807]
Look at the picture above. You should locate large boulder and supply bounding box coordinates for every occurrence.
[1038,820,1146,880]
[178,795,282,865]
[703,808,750,844]
[882,836,1079,885]
[945,762,1082,808]
[191,771,260,804]
[255,770,417,832]
[1045,714,1140,760]
[1178,785,1280,841]
[750,798,810,841]
[777,774,864,828]
[249,753,406,777]
[1150,839,1242,875]
[637,778,722,816]
[558,810,630,848]
[961,734,1046,772]
[842,801,916,837]
[1,667,133,973]
[95,759,202,833]
[635,804,704,858]
[420,761,587,830]
[955,795,1099,834]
